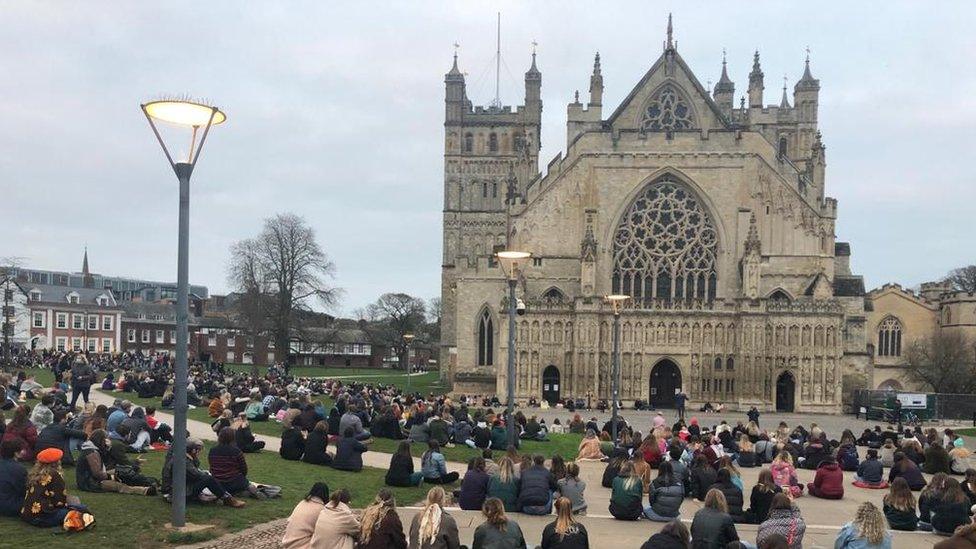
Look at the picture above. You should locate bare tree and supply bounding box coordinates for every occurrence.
[426,297,442,344]
[365,293,427,370]
[904,330,976,394]
[227,213,340,362]
[946,265,976,294]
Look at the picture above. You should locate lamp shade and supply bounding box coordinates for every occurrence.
[495,250,531,280]
[143,100,226,127]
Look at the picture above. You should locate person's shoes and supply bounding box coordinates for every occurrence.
[146,485,158,497]
[223,496,246,508]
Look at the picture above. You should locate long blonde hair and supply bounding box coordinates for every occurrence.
[481,497,507,532]
[496,456,516,484]
[360,489,395,544]
[553,496,579,538]
[619,461,640,491]
[418,487,445,545]
[703,488,728,513]
[852,502,887,545]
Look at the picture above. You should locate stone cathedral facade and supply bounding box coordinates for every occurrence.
[440,24,871,413]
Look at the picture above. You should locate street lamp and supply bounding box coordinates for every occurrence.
[495,249,531,450]
[605,294,630,444]
[141,98,226,528]
[403,332,415,394]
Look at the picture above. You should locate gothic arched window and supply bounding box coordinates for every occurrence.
[611,177,718,303]
[488,133,498,153]
[778,136,789,159]
[877,317,902,357]
[769,289,791,303]
[641,86,696,131]
[542,287,566,303]
[464,133,473,153]
[714,357,722,371]
[477,309,494,366]
[726,357,734,371]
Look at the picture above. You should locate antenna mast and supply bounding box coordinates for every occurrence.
[492,12,501,108]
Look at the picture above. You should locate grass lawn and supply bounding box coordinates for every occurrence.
[0,441,429,549]
[957,428,976,437]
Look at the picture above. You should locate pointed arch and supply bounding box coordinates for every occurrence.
[767,288,793,302]
[540,286,567,303]
[476,306,495,366]
[877,316,903,357]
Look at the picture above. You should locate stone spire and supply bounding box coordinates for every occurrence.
[588,52,603,107]
[744,214,762,254]
[794,47,820,92]
[748,50,764,107]
[666,13,674,50]
[714,48,734,94]
[780,76,791,108]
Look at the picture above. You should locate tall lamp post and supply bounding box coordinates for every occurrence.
[403,332,415,394]
[605,294,630,443]
[495,250,531,450]
[141,99,226,528]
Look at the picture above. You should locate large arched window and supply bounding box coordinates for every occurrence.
[877,317,902,357]
[611,177,718,303]
[477,309,494,366]
[641,86,696,131]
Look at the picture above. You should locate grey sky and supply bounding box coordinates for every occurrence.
[1,1,973,315]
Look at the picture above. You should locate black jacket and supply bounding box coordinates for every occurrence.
[709,480,745,521]
[279,427,305,461]
[518,464,557,508]
[745,484,781,524]
[647,477,684,518]
[690,507,739,549]
[689,465,717,501]
[35,423,86,465]
[385,453,416,487]
[736,451,757,468]
[540,521,589,549]
[883,502,918,531]
[332,436,367,471]
[601,461,621,488]
[302,430,332,465]
[641,531,687,549]
[0,458,26,517]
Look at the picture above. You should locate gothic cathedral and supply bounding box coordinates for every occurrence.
[440,22,870,413]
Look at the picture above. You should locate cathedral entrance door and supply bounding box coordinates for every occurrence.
[542,365,560,405]
[649,359,681,408]
[776,371,796,413]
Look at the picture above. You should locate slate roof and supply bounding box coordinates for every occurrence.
[24,283,118,307]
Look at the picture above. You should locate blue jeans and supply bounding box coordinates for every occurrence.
[643,506,677,522]
[354,430,371,441]
[521,492,553,515]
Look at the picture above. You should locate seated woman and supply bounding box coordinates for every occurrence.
[835,502,891,549]
[923,442,952,475]
[281,482,329,549]
[576,429,604,461]
[735,435,757,468]
[310,488,359,548]
[756,493,807,549]
[143,407,172,445]
[487,456,520,512]
[888,451,927,491]
[807,456,844,500]
[385,441,423,487]
[689,454,718,501]
[1,405,37,461]
[409,487,461,549]
[745,469,782,524]
[458,457,490,511]
[161,437,245,508]
[770,451,804,498]
[690,489,740,548]
[472,497,527,548]
[208,427,260,498]
[332,427,369,472]
[208,393,226,418]
[357,489,406,549]
[232,414,266,453]
[303,421,333,466]
[608,461,643,521]
[244,390,268,422]
[644,461,684,522]
[76,430,155,496]
[0,439,27,517]
[35,410,86,466]
[922,476,971,535]
[883,477,918,531]
[709,468,746,523]
[280,425,306,461]
[21,448,93,529]
[421,440,459,484]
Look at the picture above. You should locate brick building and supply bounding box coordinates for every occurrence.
[26,283,122,353]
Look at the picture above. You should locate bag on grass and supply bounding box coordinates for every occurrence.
[255,484,282,498]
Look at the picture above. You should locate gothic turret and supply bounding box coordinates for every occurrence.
[748,51,764,108]
[713,50,734,116]
[524,52,542,131]
[444,52,466,124]
[793,51,820,124]
[588,52,603,107]
[779,77,791,109]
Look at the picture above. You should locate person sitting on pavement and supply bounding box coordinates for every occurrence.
[807,456,844,500]
[709,467,746,522]
[690,488,740,548]
[576,429,603,461]
[640,519,690,549]
[519,453,558,516]
[0,439,27,517]
[608,461,643,521]
[689,453,718,501]
[161,437,245,508]
[408,487,461,549]
[310,488,359,549]
[76,429,155,496]
[487,456,520,512]
[745,468,782,525]
[854,448,886,488]
[883,477,918,531]
[756,493,806,549]
[888,451,926,491]
[332,427,369,472]
[835,502,892,549]
[357,488,407,549]
[472,497,527,549]
[770,451,803,498]
[420,440,459,484]
[281,482,329,549]
[921,476,971,535]
[540,496,589,549]
[458,456,491,511]
[643,460,683,522]
[923,441,952,475]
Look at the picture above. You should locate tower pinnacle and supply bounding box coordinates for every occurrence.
[666,13,673,50]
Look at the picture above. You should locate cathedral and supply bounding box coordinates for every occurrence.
[439,20,874,413]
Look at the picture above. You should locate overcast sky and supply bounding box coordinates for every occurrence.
[1,2,974,315]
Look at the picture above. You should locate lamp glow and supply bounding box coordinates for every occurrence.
[144,100,227,126]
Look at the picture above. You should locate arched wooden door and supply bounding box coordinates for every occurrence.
[776,371,796,412]
[650,359,682,408]
[542,365,560,405]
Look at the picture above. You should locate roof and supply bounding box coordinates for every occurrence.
[833,276,866,297]
[298,327,373,345]
[24,283,118,307]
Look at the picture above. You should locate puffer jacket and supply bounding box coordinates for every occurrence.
[709,479,745,521]
[689,465,717,501]
[756,506,806,549]
[647,477,684,518]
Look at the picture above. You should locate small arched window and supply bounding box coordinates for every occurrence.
[726,357,734,371]
[482,182,488,198]
[769,289,791,303]
[488,133,498,153]
[477,309,494,366]
[542,287,566,303]
[778,136,788,159]
[877,317,902,357]
[513,133,524,152]
[464,133,474,153]
[714,357,722,371]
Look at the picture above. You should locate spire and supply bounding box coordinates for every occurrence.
[588,51,603,107]
[795,46,820,92]
[780,75,791,108]
[748,50,764,108]
[593,51,601,76]
[525,45,541,79]
[666,13,674,50]
[745,213,761,255]
[749,50,763,80]
[82,247,90,276]
[714,48,734,94]
[446,43,463,81]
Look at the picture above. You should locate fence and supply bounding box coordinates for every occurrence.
[852,389,976,423]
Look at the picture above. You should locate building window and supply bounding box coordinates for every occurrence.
[32,312,45,328]
[477,309,493,366]
[227,351,235,362]
[102,338,111,353]
[156,330,164,344]
[464,133,473,153]
[72,314,84,330]
[488,132,498,153]
[67,293,80,304]
[102,315,113,331]
[170,331,176,344]
[88,315,98,330]
[641,85,696,131]
[714,357,722,371]
[726,357,734,371]
[56,337,67,351]
[768,289,791,303]
[71,337,82,351]
[127,329,136,343]
[142,330,150,343]
[208,335,217,347]
[227,335,236,347]
[87,338,97,352]
[482,181,488,198]
[29,290,41,301]
[877,317,902,357]
[534,257,544,267]
[56,313,67,329]
[492,182,497,198]
[778,136,788,159]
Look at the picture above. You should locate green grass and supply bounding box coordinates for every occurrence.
[0,440,429,548]
[956,428,976,437]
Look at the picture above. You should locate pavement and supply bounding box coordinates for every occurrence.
[87,389,956,548]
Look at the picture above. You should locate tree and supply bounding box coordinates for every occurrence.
[904,330,976,394]
[426,297,442,344]
[946,265,976,294]
[364,293,427,370]
[227,213,340,362]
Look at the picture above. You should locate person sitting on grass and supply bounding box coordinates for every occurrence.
[208,427,267,499]
[556,461,587,515]
[310,488,359,549]
[35,409,86,466]
[487,456,520,512]
[458,456,491,511]
[0,439,27,517]
[756,493,806,549]
[883,477,918,531]
[339,403,371,442]
[421,440,459,484]
[161,437,245,508]
[357,488,407,549]
[303,420,333,466]
[835,502,891,549]
[1,405,37,461]
[280,423,306,461]
[332,427,368,472]
[232,413,266,453]
[409,487,461,549]
[576,429,603,461]
[76,429,155,496]
[385,440,423,487]
[21,448,94,529]
[519,453,558,516]
[489,419,509,451]
[281,482,329,549]
[144,407,172,445]
[244,389,268,422]
[608,461,643,521]
[207,392,225,418]
[472,497,527,549]
[690,488,740,548]
[120,406,152,452]
[807,456,844,500]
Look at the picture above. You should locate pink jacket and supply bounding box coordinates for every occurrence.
[771,461,798,488]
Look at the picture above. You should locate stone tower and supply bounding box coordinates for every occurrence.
[440,50,542,385]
